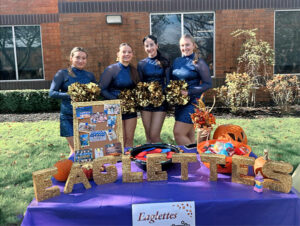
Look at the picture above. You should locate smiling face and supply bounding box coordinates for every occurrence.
[143,38,158,58]
[179,37,195,57]
[70,51,87,70]
[117,45,133,66]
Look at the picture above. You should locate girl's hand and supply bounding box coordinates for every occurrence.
[181,90,188,96]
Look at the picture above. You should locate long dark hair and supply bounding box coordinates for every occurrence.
[118,43,140,84]
[142,35,170,68]
[180,34,200,65]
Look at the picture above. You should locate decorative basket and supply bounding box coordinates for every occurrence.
[196,127,212,144]
[130,143,180,171]
[197,139,252,174]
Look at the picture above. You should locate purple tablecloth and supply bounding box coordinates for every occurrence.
[22,148,300,226]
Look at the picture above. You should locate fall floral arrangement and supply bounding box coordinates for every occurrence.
[165,80,190,105]
[191,94,216,141]
[67,82,100,102]
[119,89,136,113]
[191,94,216,129]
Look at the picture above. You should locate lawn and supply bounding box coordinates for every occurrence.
[0,116,300,225]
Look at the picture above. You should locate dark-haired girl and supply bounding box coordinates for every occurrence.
[137,35,170,143]
[49,47,96,156]
[171,34,212,145]
[99,43,139,147]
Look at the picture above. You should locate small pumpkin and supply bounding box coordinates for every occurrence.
[213,124,248,144]
[53,159,73,182]
[254,149,269,177]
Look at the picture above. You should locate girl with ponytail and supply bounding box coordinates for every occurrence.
[171,34,212,145]
[137,35,170,143]
[49,47,96,156]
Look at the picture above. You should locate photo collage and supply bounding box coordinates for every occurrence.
[75,103,122,163]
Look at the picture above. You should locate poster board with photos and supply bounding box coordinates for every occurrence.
[72,100,123,163]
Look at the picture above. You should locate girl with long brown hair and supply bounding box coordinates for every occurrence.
[99,43,139,147]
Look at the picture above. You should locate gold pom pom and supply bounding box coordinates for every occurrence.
[67,82,101,102]
[119,89,137,113]
[148,81,165,107]
[135,82,151,107]
[165,80,190,106]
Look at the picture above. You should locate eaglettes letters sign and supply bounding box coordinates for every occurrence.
[32,153,293,202]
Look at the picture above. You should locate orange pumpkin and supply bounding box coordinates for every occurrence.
[254,157,267,176]
[213,124,248,144]
[53,159,73,182]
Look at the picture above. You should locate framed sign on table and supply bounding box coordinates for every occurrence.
[72,100,123,163]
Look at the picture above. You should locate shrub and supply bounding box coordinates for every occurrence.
[231,28,274,85]
[266,75,299,112]
[214,72,254,113]
[0,90,61,113]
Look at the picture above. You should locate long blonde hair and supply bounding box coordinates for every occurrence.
[180,34,200,64]
[68,47,88,77]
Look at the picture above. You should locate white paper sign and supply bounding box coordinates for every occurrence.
[132,201,195,226]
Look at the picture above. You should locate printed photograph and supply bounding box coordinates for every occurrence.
[75,149,93,163]
[76,106,93,119]
[106,129,117,141]
[90,112,107,123]
[89,130,107,142]
[104,142,122,155]
[94,147,104,159]
[104,104,120,115]
[79,134,89,147]
[78,122,96,132]
[107,115,117,128]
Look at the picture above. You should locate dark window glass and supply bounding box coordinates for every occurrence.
[15,26,44,79]
[275,11,300,74]
[151,13,214,75]
[151,14,181,63]
[184,13,214,75]
[0,27,16,80]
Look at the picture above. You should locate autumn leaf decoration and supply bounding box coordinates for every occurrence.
[190,94,216,129]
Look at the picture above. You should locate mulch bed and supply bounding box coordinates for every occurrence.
[0,105,299,122]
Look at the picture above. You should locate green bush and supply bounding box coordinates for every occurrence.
[0,89,61,113]
[214,72,254,113]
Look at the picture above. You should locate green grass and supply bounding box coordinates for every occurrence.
[0,117,300,225]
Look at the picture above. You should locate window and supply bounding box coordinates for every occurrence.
[275,11,300,74]
[0,25,44,80]
[151,13,214,76]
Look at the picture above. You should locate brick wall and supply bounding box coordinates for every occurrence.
[215,9,274,78]
[41,23,62,80]
[59,12,149,81]
[0,0,277,95]
[0,0,58,14]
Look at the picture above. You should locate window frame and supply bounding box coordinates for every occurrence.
[0,24,45,82]
[274,9,300,75]
[149,11,216,77]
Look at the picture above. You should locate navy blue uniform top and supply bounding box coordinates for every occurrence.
[137,56,170,88]
[99,62,135,100]
[171,53,212,98]
[49,67,96,118]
